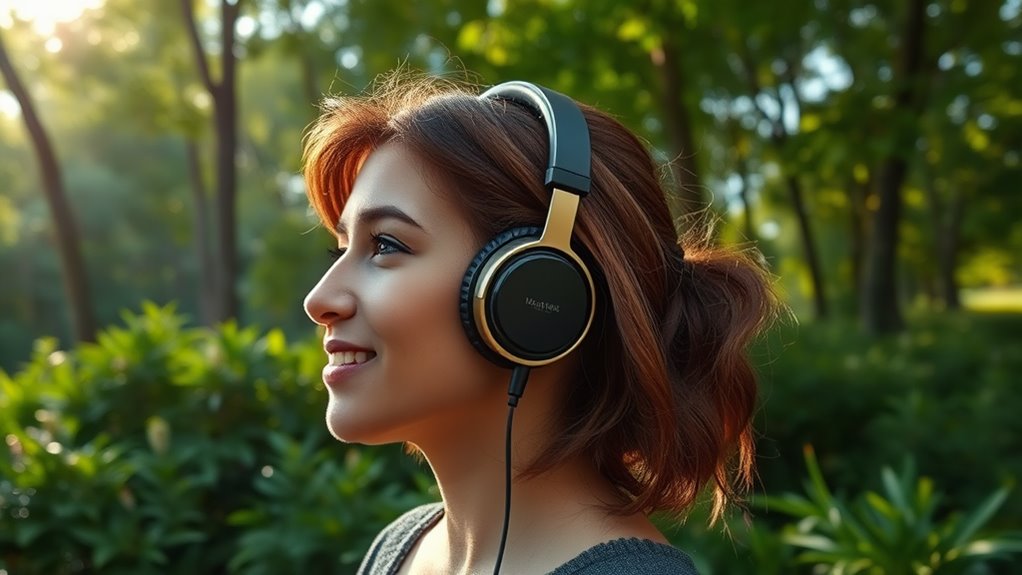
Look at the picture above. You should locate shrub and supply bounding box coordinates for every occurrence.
[0,303,434,574]
[3,303,1020,573]
[754,312,1022,520]
[760,446,1022,574]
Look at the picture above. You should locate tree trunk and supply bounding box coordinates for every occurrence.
[185,139,218,324]
[182,0,241,323]
[862,159,907,332]
[654,33,704,217]
[733,44,827,318]
[215,0,240,322]
[0,30,96,342]
[848,176,869,307]
[737,169,755,243]
[860,0,927,334]
[922,166,964,311]
[726,118,755,242]
[786,175,828,319]
[939,187,964,310]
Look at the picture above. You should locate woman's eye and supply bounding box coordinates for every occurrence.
[326,235,407,261]
[371,234,408,257]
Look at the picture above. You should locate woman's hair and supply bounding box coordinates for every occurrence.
[303,73,779,522]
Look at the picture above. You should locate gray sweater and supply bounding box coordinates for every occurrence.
[357,503,699,574]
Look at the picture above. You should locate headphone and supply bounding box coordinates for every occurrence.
[459,81,597,368]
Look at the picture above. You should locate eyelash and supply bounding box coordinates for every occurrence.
[328,234,408,261]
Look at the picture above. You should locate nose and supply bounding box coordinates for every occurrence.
[303,263,356,327]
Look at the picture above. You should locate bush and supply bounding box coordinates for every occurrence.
[663,311,1022,573]
[0,303,435,574]
[761,446,1022,574]
[3,303,1020,573]
[754,312,1022,520]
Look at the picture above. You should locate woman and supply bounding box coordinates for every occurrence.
[302,74,777,574]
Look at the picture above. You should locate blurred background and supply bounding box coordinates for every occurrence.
[1,0,1020,573]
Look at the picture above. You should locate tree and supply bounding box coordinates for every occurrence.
[181,0,243,323]
[702,0,830,319]
[0,28,96,342]
[859,0,928,333]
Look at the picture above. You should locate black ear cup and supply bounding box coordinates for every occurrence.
[460,227,593,367]
[460,227,541,367]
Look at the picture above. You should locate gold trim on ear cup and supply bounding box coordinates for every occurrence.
[472,189,595,366]
[537,188,580,249]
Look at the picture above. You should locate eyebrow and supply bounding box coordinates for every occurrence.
[336,204,426,236]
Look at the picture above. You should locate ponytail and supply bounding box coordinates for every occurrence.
[666,228,777,520]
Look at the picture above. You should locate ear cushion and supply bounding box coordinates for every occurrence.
[460,226,542,367]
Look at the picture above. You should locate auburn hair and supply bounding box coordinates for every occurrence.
[303,73,778,522]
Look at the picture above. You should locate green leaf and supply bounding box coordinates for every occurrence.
[802,445,836,508]
[13,521,47,547]
[93,542,120,569]
[950,486,1010,549]
[783,532,841,552]
[881,464,915,523]
[961,536,1022,557]
[759,494,821,518]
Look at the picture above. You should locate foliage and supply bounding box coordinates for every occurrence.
[754,311,1022,522]
[648,310,1022,573]
[1,0,1021,571]
[657,501,795,575]
[1,305,1020,573]
[3,0,1020,359]
[760,446,1022,574]
[0,303,435,574]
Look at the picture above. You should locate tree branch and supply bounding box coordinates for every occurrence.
[782,53,803,121]
[737,41,785,140]
[773,82,788,138]
[0,29,96,341]
[181,0,216,94]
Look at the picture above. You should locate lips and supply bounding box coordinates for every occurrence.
[324,339,374,354]
[322,361,374,387]
[322,339,377,387]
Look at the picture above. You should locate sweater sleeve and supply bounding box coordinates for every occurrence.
[356,502,445,575]
[549,537,700,575]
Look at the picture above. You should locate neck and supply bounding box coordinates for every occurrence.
[406,368,635,573]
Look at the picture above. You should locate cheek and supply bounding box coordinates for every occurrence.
[372,267,506,396]
[371,269,489,387]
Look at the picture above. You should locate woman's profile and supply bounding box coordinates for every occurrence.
[302,73,778,574]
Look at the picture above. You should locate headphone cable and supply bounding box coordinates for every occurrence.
[493,364,531,575]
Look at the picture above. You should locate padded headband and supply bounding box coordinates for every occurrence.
[480,81,592,196]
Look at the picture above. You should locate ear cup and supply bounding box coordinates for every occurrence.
[461,226,593,367]
[460,227,541,367]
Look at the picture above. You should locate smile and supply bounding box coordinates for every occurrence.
[330,350,378,366]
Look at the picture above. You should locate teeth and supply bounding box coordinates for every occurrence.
[330,351,376,366]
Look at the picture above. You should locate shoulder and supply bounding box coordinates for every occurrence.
[356,502,444,575]
[548,538,700,575]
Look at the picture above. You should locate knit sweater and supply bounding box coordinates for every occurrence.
[357,503,699,575]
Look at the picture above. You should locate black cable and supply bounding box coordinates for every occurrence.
[493,402,515,575]
[493,365,531,575]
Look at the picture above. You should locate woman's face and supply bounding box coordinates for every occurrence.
[304,142,506,445]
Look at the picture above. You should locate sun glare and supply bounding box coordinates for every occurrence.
[0,91,20,119]
[0,0,104,36]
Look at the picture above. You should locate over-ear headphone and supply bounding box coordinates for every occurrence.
[459,81,596,368]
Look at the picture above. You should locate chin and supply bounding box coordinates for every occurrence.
[324,404,406,446]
